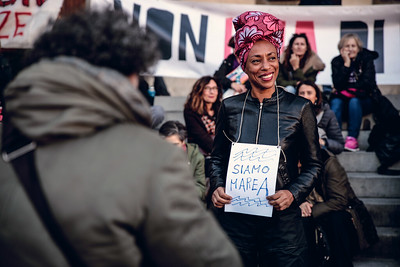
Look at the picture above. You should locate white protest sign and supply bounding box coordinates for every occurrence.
[225,142,280,217]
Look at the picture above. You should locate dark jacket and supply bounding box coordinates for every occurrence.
[277,51,325,88]
[213,54,252,92]
[0,57,242,267]
[317,103,345,155]
[184,108,216,155]
[310,149,356,218]
[331,48,378,99]
[210,88,322,205]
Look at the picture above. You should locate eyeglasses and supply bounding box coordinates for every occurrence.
[204,86,219,92]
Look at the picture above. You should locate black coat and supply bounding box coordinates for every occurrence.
[311,149,355,218]
[210,88,322,204]
[184,107,216,155]
[213,54,252,92]
[317,103,345,155]
[331,48,378,99]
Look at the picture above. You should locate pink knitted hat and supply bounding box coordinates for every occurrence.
[233,11,285,70]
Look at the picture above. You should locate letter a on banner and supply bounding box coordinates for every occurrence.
[225,142,280,217]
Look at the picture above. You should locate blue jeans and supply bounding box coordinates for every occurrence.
[330,97,373,138]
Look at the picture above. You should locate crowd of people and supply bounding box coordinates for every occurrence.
[0,5,385,267]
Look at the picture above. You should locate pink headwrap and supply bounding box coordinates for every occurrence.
[233,11,285,70]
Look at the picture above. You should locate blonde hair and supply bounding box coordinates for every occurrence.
[338,33,363,51]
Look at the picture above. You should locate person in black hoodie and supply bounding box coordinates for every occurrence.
[213,36,251,97]
[330,33,377,152]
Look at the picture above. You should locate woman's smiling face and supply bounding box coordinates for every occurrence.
[343,37,360,60]
[245,40,279,92]
[201,79,219,104]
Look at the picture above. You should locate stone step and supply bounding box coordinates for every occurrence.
[154,95,186,124]
[353,256,400,267]
[348,172,400,198]
[337,151,400,172]
[160,110,185,125]
[154,96,186,112]
[379,84,400,96]
[154,94,400,132]
[359,198,400,227]
[386,94,400,111]
[357,227,400,259]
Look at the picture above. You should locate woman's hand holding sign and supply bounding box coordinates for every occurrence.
[267,190,294,211]
[212,187,232,208]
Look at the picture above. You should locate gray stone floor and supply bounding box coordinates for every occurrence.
[353,257,400,267]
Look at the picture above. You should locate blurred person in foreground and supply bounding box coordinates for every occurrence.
[0,8,241,267]
[209,11,322,267]
[0,41,13,122]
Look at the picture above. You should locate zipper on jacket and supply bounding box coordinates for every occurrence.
[255,102,263,144]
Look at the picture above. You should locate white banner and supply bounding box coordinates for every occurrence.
[0,0,63,48]
[92,0,400,85]
[225,143,280,217]
[2,0,398,85]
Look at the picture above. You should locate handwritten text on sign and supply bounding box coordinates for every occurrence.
[225,143,280,217]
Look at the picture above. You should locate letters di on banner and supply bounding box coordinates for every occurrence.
[225,143,280,217]
[112,0,399,85]
[3,0,399,84]
[0,0,63,48]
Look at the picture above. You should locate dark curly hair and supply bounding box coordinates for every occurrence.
[24,8,160,76]
[159,120,187,142]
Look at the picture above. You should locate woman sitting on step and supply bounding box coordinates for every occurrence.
[184,76,223,177]
[297,81,359,267]
[330,33,377,152]
[297,80,344,155]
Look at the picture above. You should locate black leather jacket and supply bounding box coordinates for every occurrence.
[331,48,378,99]
[210,87,322,205]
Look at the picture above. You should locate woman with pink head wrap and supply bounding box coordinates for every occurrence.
[209,11,322,267]
[233,11,285,70]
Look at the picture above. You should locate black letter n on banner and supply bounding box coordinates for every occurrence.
[179,14,208,62]
[147,8,174,60]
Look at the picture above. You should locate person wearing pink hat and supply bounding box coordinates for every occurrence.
[209,11,322,266]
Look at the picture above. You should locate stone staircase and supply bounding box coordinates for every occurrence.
[155,85,400,266]
[338,87,400,266]
[339,148,400,265]
[2,91,397,265]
